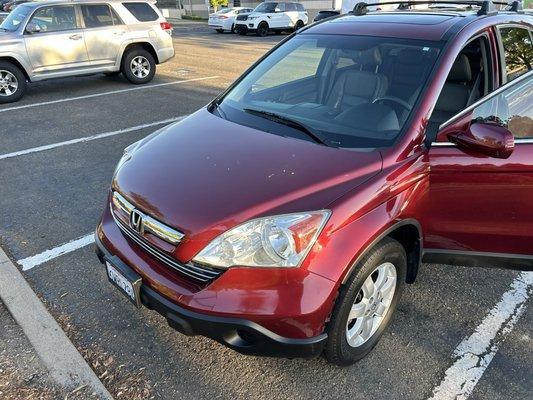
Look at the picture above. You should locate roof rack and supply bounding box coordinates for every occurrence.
[351,1,523,16]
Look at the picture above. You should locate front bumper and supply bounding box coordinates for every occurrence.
[234,23,256,33]
[95,233,327,358]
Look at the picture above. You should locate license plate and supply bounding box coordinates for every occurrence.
[106,260,142,308]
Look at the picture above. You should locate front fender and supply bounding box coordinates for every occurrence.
[0,50,31,78]
[305,174,427,284]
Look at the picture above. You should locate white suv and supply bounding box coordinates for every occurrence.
[0,0,174,103]
[234,1,308,37]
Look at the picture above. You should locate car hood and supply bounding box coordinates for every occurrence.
[114,109,382,260]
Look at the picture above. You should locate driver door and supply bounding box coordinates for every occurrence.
[421,73,533,270]
[24,5,90,75]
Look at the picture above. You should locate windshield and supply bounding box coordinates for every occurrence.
[0,5,31,31]
[214,35,441,148]
[253,2,277,13]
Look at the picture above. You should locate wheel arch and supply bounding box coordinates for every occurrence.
[121,42,159,65]
[341,219,423,285]
[0,56,31,81]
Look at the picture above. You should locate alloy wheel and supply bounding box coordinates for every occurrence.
[130,56,151,79]
[258,23,268,36]
[0,70,18,97]
[345,262,397,347]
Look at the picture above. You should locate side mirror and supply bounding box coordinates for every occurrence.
[448,121,515,159]
[25,22,41,34]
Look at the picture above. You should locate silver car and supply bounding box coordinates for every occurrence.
[0,0,174,103]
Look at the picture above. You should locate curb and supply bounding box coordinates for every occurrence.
[0,247,113,399]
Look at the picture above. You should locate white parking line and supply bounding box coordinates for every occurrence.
[0,115,188,161]
[0,76,219,113]
[0,248,112,398]
[429,271,533,400]
[18,234,95,271]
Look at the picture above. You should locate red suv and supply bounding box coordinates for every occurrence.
[96,1,532,365]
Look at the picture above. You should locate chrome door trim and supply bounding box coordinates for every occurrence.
[432,138,533,148]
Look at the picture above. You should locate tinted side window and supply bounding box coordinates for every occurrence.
[296,4,305,11]
[276,3,286,12]
[499,27,533,82]
[81,5,114,28]
[122,2,158,21]
[29,6,78,32]
[111,8,123,24]
[472,74,532,139]
[286,3,297,11]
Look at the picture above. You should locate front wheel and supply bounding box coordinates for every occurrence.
[121,48,156,85]
[294,20,304,31]
[256,21,269,37]
[0,61,26,104]
[324,237,406,366]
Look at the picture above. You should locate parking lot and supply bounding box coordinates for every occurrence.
[0,30,531,399]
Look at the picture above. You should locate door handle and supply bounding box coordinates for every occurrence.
[69,34,82,40]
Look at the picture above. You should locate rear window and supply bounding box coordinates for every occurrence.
[122,2,158,21]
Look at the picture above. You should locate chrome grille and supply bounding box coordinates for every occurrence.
[112,192,184,245]
[112,207,223,283]
[236,14,248,21]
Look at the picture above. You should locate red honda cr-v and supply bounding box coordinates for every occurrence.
[96,1,533,365]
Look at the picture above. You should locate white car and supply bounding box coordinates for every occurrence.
[0,0,174,103]
[234,1,308,37]
[208,7,253,33]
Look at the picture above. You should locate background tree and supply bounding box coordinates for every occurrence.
[210,0,228,12]
[501,27,533,79]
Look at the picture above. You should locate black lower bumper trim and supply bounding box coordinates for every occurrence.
[95,232,327,358]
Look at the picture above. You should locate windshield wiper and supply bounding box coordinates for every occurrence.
[243,108,330,146]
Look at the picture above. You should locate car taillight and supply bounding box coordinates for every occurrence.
[160,22,172,30]
[219,15,228,19]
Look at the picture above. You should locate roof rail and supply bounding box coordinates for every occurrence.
[508,0,523,12]
[351,1,516,16]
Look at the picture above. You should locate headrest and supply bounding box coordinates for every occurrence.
[358,47,382,67]
[448,54,472,83]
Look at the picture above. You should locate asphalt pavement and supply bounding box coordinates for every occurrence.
[0,32,531,400]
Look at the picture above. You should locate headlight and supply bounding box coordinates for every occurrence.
[193,211,330,268]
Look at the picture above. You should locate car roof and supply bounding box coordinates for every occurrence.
[22,0,149,8]
[304,8,533,41]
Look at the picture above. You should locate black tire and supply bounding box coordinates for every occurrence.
[0,61,26,104]
[121,48,156,85]
[256,21,269,37]
[216,28,224,33]
[295,20,304,31]
[324,237,407,366]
